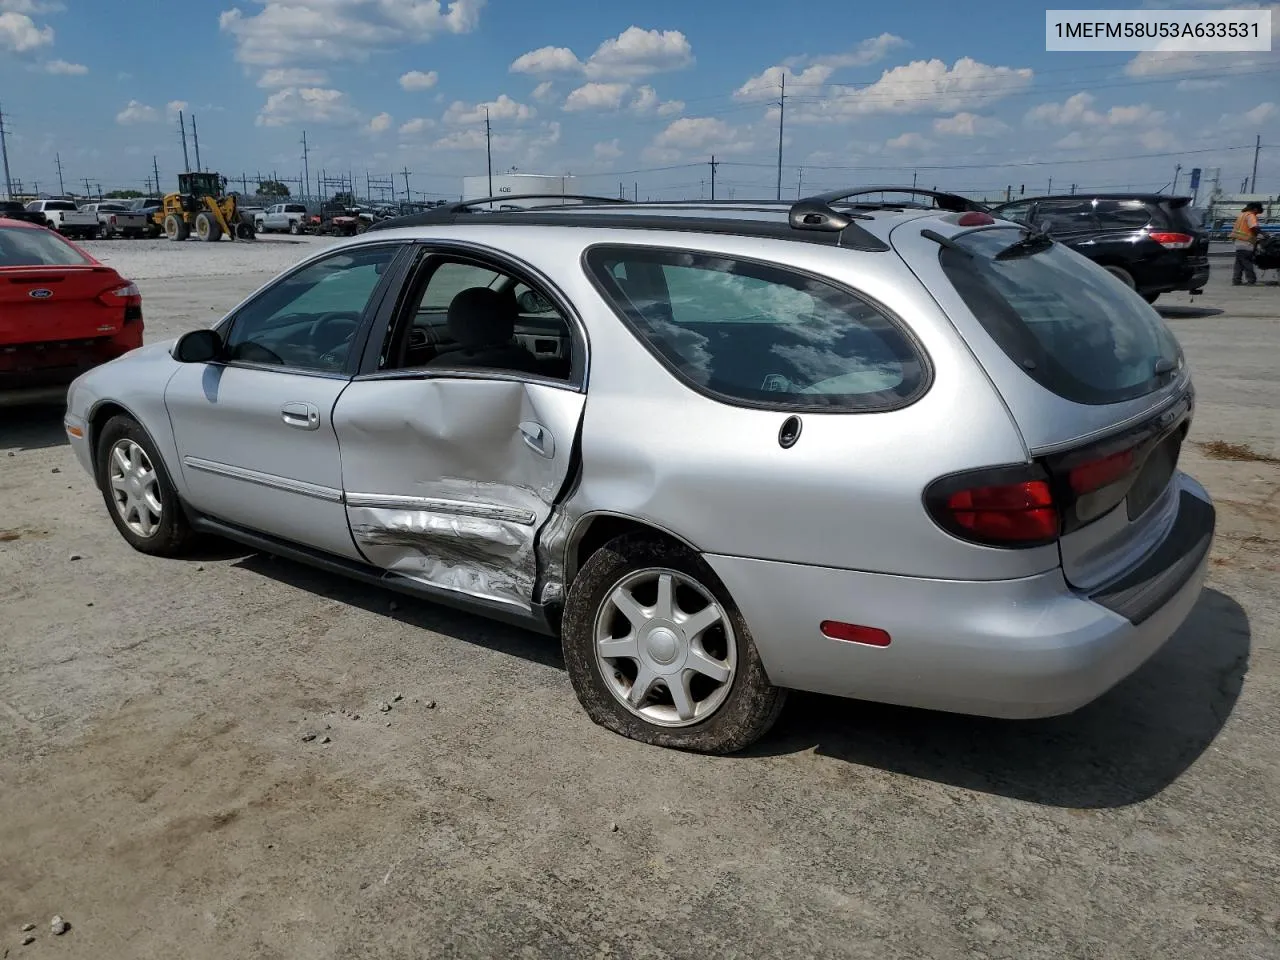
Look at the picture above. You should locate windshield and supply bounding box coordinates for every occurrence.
[940,227,1181,405]
[0,225,93,266]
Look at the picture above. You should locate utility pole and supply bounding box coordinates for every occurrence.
[1070,183,1077,195]
[178,112,190,172]
[775,74,785,201]
[912,170,918,189]
[240,172,248,194]
[192,114,202,172]
[401,166,411,201]
[1250,134,1261,193]
[300,130,310,202]
[634,182,638,201]
[485,106,493,197]
[1048,176,1053,193]
[81,177,92,198]
[0,103,12,201]
[1172,163,1181,194]
[56,151,67,196]
[152,155,161,196]
[709,154,718,201]
[797,168,804,199]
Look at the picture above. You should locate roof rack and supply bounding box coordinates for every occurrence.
[789,186,987,231]
[438,193,629,214]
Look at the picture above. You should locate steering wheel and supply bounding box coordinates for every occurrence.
[311,311,360,367]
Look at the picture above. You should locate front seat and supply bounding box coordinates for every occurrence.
[428,286,539,373]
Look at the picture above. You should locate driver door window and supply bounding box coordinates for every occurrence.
[225,245,398,373]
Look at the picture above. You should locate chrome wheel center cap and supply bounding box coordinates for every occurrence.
[645,627,680,665]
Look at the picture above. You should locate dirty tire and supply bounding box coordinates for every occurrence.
[194,212,223,242]
[1104,265,1136,289]
[562,534,786,754]
[235,220,256,240]
[164,214,188,241]
[95,415,191,557]
[289,220,301,235]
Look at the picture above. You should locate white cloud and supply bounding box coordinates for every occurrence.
[219,0,484,66]
[0,10,52,52]
[1177,77,1226,91]
[0,1,64,11]
[165,99,188,120]
[398,116,436,135]
[43,58,85,74]
[886,131,933,151]
[1243,101,1276,124]
[258,67,329,88]
[736,34,908,102]
[509,25,694,82]
[932,111,1009,137]
[115,100,159,125]
[564,82,630,112]
[791,57,1034,121]
[584,26,693,79]
[594,138,623,161]
[432,120,560,157]
[399,69,438,90]
[255,86,361,127]
[1025,92,1164,129]
[510,45,582,74]
[629,84,685,116]
[649,116,752,157]
[531,80,555,102]
[443,93,534,125]
[368,111,392,133]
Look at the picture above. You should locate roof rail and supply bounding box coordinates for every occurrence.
[789,186,987,231]
[438,193,630,214]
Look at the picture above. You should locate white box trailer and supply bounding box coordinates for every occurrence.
[461,174,581,210]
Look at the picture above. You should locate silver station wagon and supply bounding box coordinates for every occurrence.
[64,188,1215,753]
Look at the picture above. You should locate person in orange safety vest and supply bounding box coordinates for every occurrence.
[1231,201,1264,286]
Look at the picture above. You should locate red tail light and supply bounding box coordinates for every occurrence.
[926,466,1059,547]
[1148,231,1194,249]
[1068,448,1135,494]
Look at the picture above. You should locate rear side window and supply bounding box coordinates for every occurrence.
[0,225,92,266]
[940,228,1181,405]
[585,246,926,411]
[1095,200,1152,230]
[1035,200,1096,233]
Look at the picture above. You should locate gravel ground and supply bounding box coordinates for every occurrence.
[1,250,1278,960]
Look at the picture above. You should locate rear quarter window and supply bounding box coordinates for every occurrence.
[939,227,1182,405]
[584,246,927,411]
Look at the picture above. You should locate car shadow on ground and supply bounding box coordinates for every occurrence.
[1158,305,1225,319]
[0,403,69,452]
[230,552,564,669]
[750,588,1249,809]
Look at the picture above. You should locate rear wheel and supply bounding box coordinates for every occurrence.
[1141,291,1160,304]
[561,534,786,754]
[95,416,191,557]
[234,220,256,240]
[164,214,189,241]
[289,220,301,235]
[1103,265,1136,290]
[194,211,223,242]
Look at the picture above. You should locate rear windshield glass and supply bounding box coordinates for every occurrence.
[43,201,78,211]
[585,246,926,411]
[0,225,92,266]
[940,228,1181,405]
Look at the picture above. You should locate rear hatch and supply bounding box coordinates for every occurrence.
[1155,197,1211,261]
[894,218,1204,594]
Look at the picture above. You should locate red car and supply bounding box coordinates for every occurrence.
[0,217,143,404]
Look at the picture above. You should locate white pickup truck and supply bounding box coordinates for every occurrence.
[256,202,310,234]
[24,200,99,240]
[79,201,149,239]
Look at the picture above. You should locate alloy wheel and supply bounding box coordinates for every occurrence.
[107,439,163,538]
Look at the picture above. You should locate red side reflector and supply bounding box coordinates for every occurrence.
[1068,449,1135,494]
[820,621,892,647]
[957,211,995,226]
[1147,231,1194,250]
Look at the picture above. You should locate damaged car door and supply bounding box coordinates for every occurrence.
[331,252,586,614]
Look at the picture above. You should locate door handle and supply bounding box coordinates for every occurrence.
[281,401,320,430]
[518,421,554,458]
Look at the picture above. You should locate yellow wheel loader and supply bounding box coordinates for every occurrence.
[155,171,256,242]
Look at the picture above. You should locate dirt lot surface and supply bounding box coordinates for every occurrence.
[1,240,1278,959]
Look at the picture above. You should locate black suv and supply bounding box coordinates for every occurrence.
[990,193,1209,303]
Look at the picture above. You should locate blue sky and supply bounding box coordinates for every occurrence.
[0,0,1276,201]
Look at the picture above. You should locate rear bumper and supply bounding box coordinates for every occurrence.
[704,477,1213,719]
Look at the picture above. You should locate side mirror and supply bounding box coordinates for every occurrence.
[517,289,552,313]
[173,329,223,363]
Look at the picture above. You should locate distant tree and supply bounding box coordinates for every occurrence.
[258,180,290,198]
[105,189,144,199]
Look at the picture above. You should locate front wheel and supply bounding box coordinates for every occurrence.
[1103,265,1137,289]
[1142,291,1160,304]
[561,535,786,754]
[95,416,191,556]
